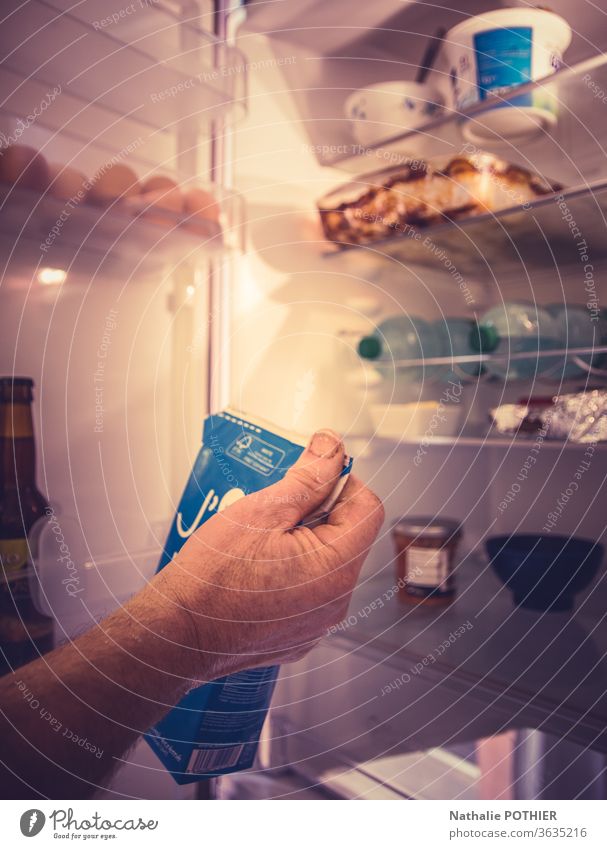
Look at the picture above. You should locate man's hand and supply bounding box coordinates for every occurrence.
[0,429,383,797]
[155,429,384,680]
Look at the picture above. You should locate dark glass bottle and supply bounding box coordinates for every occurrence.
[0,377,54,676]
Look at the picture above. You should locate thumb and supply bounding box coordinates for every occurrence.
[245,429,345,529]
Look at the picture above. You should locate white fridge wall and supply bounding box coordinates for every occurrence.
[230,29,606,559]
[0,264,211,798]
[0,269,201,588]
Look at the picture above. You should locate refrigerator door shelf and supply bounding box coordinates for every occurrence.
[4,1,247,132]
[0,184,243,285]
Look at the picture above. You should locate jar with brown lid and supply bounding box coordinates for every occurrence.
[392,516,462,605]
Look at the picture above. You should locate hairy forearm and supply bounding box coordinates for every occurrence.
[0,430,381,801]
[0,572,208,799]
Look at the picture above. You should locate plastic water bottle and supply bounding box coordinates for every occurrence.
[546,304,607,379]
[433,317,483,381]
[358,315,443,380]
[471,302,560,380]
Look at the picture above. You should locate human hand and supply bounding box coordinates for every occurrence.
[154,429,384,681]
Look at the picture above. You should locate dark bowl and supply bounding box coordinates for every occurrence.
[486,534,604,613]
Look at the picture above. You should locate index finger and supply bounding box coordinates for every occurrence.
[312,474,385,560]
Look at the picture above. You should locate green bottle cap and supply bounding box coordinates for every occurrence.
[470,323,499,353]
[358,335,382,359]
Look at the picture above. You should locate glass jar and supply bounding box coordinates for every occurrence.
[392,516,462,605]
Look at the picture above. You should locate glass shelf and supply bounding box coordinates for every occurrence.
[358,345,607,383]
[367,433,607,452]
[323,53,607,179]
[324,177,607,277]
[335,552,607,743]
[320,51,607,276]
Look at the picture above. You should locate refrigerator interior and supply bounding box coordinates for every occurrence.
[2,0,607,798]
[232,0,607,800]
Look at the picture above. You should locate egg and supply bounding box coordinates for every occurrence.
[87,162,140,206]
[140,175,183,213]
[129,174,184,229]
[183,186,221,222]
[0,145,49,191]
[48,163,87,201]
[182,186,222,238]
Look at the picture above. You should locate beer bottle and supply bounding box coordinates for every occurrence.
[0,377,54,676]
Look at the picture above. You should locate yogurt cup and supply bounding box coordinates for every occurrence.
[444,8,571,144]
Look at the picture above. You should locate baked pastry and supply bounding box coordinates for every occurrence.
[318,154,560,246]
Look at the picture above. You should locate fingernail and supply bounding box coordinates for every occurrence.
[308,429,342,458]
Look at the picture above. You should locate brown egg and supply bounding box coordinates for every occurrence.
[87,162,140,206]
[183,187,221,223]
[48,163,86,200]
[0,144,49,191]
[140,175,183,213]
[124,175,184,229]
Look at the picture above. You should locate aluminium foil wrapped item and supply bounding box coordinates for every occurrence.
[490,390,607,443]
[489,403,534,435]
[543,389,607,443]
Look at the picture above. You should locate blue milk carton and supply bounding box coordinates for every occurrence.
[145,409,351,783]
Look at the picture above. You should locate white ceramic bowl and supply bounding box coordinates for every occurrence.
[444,8,571,145]
[345,81,445,151]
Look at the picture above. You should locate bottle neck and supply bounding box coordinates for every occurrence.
[0,401,36,489]
[470,323,500,354]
